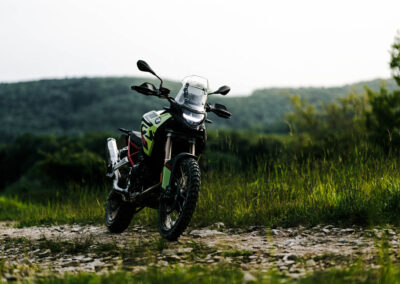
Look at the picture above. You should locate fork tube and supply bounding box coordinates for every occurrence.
[189,139,196,155]
[165,133,172,162]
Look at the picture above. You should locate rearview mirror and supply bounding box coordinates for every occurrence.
[137,60,156,75]
[137,59,164,89]
[209,85,230,96]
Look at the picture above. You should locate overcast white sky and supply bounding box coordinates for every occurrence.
[0,0,399,95]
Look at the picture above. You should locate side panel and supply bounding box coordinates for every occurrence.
[161,166,171,189]
[141,111,172,156]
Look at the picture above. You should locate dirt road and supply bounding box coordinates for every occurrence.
[0,222,398,281]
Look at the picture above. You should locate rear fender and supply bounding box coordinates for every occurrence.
[161,153,197,190]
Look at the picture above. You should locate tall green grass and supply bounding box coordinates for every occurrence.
[0,186,107,226]
[195,153,400,227]
[1,149,399,228]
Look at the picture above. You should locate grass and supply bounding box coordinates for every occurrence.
[196,153,400,227]
[0,236,108,256]
[0,150,400,228]
[11,262,400,284]
[30,266,246,284]
[0,186,107,227]
[223,249,253,258]
[38,237,94,254]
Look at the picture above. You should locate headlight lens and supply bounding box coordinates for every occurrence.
[182,109,204,125]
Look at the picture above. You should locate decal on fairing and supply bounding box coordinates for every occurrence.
[141,111,172,156]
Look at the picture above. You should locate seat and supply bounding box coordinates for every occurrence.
[130,131,142,148]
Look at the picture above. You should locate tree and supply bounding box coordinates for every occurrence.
[366,85,400,148]
[287,92,368,150]
[366,31,400,149]
[390,31,400,86]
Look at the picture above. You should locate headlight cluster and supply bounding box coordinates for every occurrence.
[182,109,204,126]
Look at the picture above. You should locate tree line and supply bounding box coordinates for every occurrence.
[0,75,396,143]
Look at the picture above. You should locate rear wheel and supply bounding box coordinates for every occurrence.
[105,190,135,233]
[159,157,200,241]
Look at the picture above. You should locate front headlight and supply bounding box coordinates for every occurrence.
[182,109,204,125]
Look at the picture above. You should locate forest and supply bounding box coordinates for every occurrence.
[0,75,397,143]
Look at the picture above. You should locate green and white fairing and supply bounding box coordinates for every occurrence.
[141,110,172,156]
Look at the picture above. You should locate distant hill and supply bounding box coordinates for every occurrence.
[0,77,397,143]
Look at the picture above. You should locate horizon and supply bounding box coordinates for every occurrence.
[0,75,394,97]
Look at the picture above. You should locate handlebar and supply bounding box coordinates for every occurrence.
[131,83,171,98]
[131,84,231,119]
[131,85,157,96]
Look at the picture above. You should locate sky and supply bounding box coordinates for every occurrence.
[0,0,399,95]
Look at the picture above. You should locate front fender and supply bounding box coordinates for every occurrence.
[161,153,197,190]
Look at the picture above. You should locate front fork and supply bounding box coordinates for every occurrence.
[161,133,196,190]
[164,133,173,163]
[164,134,196,162]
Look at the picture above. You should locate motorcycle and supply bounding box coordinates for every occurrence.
[105,60,231,240]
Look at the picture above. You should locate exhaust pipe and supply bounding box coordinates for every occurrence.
[107,138,129,171]
[106,138,129,194]
[106,138,119,166]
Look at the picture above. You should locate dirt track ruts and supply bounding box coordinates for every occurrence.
[0,222,398,281]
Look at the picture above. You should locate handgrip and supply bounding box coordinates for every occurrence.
[131,83,158,96]
[131,85,149,96]
[206,103,232,119]
[214,108,231,119]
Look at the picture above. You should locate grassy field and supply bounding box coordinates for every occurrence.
[3,257,400,284]
[24,265,400,284]
[32,267,400,284]
[1,148,399,228]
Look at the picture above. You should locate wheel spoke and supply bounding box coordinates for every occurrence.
[176,198,183,212]
[165,215,172,228]
[178,191,186,205]
[166,205,173,215]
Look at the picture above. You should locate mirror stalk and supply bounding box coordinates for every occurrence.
[155,75,163,90]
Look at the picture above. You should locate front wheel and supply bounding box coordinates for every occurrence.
[159,157,200,241]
